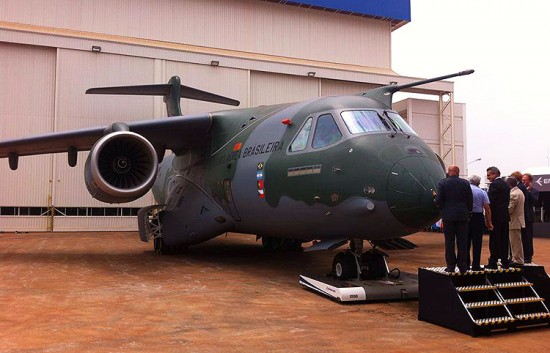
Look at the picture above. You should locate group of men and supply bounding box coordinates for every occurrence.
[435,165,538,273]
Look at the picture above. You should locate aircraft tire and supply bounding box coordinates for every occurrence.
[261,236,303,251]
[154,237,172,255]
[332,252,357,280]
[261,236,278,251]
[154,237,162,254]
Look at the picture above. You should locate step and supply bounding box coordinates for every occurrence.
[465,300,504,309]
[494,282,533,289]
[514,312,550,320]
[474,316,515,326]
[504,297,544,305]
[456,284,496,292]
[424,266,522,275]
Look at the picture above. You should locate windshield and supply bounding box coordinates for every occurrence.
[341,110,391,134]
[385,111,417,135]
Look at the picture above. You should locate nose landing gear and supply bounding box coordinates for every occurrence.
[331,239,397,281]
[300,238,417,302]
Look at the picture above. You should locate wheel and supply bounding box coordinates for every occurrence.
[332,252,358,280]
[261,236,303,251]
[153,237,173,255]
[360,250,388,279]
[261,236,279,251]
[153,237,162,254]
[278,238,303,251]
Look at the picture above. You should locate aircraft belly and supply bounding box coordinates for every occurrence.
[232,194,408,241]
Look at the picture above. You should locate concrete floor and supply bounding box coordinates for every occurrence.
[0,231,548,353]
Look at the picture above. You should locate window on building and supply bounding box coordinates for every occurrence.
[312,114,342,149]
[341,110,391,134]
[0,206,141,217]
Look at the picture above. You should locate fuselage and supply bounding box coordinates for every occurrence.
[153,95,445,246]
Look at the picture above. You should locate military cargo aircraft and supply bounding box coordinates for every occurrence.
[0,70,473,280]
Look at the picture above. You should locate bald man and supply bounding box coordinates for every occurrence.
[435,165,474,273]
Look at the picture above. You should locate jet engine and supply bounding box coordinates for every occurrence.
[85,131,158,203]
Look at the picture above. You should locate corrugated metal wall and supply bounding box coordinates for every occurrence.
[53,49,156,208]
[164,61,249,114]
[250,71,318,106]
[320,79,378,97]
[0,42,55,208]
[0,0,391,69]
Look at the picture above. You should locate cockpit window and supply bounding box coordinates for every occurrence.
[312,114,342,149]
[385,111,417,135]
[341,110,391,134]
[289,117,312,152]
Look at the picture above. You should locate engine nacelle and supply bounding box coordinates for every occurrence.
[85,131,158,203]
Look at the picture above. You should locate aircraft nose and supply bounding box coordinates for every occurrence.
[386,156,445,230]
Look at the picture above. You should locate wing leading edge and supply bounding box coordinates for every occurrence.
[0,114,212,170]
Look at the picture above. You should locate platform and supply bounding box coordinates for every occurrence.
[418,265,550,336]
[299,272,418,302]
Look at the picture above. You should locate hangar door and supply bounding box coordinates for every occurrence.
[0,42,56,231]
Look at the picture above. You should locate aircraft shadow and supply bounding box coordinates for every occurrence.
[0,237,332,281]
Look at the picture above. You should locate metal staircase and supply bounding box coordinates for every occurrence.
[418,265,550,336]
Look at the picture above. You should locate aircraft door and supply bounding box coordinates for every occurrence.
[223,178,241,221]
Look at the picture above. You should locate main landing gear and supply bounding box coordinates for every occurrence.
[260,236,303,251]
[331,239,400,281]
[138,205,187,255]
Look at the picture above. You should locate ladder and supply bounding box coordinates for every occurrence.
[419,266,550,336]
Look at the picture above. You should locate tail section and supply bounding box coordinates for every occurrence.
[86,76,240,116]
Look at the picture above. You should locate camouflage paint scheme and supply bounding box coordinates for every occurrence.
[153,95,444,247]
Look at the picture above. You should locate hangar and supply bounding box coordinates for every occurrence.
[0,0,466,231]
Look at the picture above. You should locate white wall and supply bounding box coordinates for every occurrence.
[0,42,56,207]
[1,0,392,69]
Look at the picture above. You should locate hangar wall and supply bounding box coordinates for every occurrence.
[0,0,465,232]
[0,0,392,70]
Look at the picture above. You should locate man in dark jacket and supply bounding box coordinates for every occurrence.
[486,166,511,269]
[521,173,538,263]
[435,165,473,273]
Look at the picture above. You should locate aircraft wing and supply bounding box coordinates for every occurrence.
[0,114,211,169]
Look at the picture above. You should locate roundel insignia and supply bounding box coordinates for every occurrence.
[257,161,265,199]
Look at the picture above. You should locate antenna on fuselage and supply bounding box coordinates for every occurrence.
[360,69,474,108]
[86,76,240,117]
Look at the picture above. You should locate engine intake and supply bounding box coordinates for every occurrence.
[85,131,158,203]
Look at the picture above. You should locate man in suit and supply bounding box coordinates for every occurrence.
[506,176,525,266]
[486,166,510,269]
[435,165,473,273]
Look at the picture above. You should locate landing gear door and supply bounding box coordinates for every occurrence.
[223,179,241,221]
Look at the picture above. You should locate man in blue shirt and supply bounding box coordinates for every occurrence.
[467,175,492,271]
